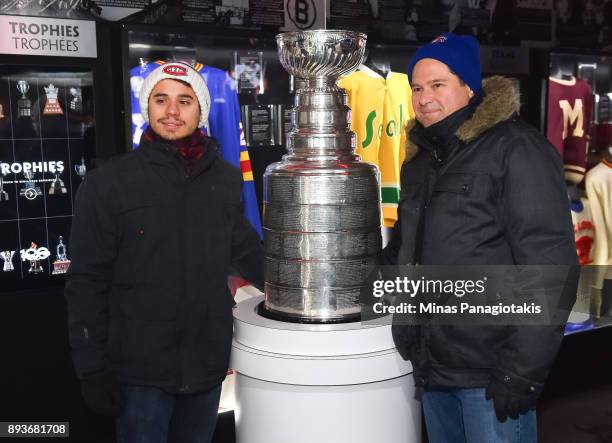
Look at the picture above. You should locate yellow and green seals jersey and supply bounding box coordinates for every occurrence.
[338,66,415,227]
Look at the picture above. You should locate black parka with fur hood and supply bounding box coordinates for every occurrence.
[382,77,578,395]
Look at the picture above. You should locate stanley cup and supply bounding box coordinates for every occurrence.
[263,30,381,323]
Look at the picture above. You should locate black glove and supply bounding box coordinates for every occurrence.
[485,369,542,422]
[80,370,124,416]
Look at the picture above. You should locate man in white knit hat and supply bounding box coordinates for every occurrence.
[65,62,264,443]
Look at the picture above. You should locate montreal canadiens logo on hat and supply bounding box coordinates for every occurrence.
[163,65,188,76]
[431,35,447,43]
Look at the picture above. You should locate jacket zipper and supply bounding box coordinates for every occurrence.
[177,176,188,394]
[413,147,442,265]
[421,147,444,388]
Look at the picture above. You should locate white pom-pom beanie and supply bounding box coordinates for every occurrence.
[139,62,211,128]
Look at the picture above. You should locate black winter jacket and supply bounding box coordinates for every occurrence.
[382,77,578,395]
[65,136,264,394]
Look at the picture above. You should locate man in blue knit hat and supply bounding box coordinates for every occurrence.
[382,33,578,442]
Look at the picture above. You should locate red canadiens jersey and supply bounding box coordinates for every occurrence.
[547,76,593,184]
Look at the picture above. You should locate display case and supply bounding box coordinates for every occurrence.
[545,51,612,333]
[121,24,293,225]
[0,65,95,293]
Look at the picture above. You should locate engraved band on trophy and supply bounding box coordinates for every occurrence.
[43,83,64,115]
[69,87,82,112]
[20,242,51,274]
[17,80,32,118]
[48,172,67,195]
[1,250,15,272]
[0,173,8,201]
[19,170,42,201]
[75,157,87,180]
[262,30,380,323]
[52,236,71,275]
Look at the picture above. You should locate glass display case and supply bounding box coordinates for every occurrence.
[0,66,95,293]
[546,52,612,333]
[121,25,293,229]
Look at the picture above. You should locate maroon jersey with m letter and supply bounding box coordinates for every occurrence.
[547,76,593,184]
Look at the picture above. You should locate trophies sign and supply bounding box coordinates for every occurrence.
[1,250,15,272]
[17,80,31,118]
[52,236,71,275]
[43,84,64,115]
[48,173,67,195]
[20,242,51,274]
[19,171,42,201]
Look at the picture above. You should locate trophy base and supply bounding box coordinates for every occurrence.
[258,302,361,324]
[231,294,421,443]
[52,260,71,275]
[43,105,63,115]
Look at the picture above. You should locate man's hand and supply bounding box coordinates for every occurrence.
[80,371,124,416]
[485,370,541,422]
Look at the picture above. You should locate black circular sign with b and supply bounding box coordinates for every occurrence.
[287,0,317,30]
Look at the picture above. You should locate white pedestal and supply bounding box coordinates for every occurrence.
[231,295,422,443]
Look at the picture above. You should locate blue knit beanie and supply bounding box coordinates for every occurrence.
[408,33,482,93]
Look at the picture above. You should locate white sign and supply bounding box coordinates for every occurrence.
[516,0,553,10]
[281,0,326,31]
[0,16,97,58]
[1,161,65,176]
[480,46,529,75]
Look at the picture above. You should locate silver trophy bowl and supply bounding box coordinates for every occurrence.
[263,30,381,323]
[17,80,29,98]
[276,30,366,82]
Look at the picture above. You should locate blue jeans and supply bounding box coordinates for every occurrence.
[116,384,222,443]
[422,388,537,443]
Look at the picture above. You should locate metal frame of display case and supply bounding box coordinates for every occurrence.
[544,49,612,334]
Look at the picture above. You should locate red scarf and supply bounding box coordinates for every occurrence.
[143,126,207,175]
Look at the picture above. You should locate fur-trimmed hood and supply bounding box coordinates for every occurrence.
[405,76,520,162]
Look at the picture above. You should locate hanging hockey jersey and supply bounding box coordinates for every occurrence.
[585,159,612,281]
[129,60,263,238]
[546,76,593,184]
[338,66,415,227]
